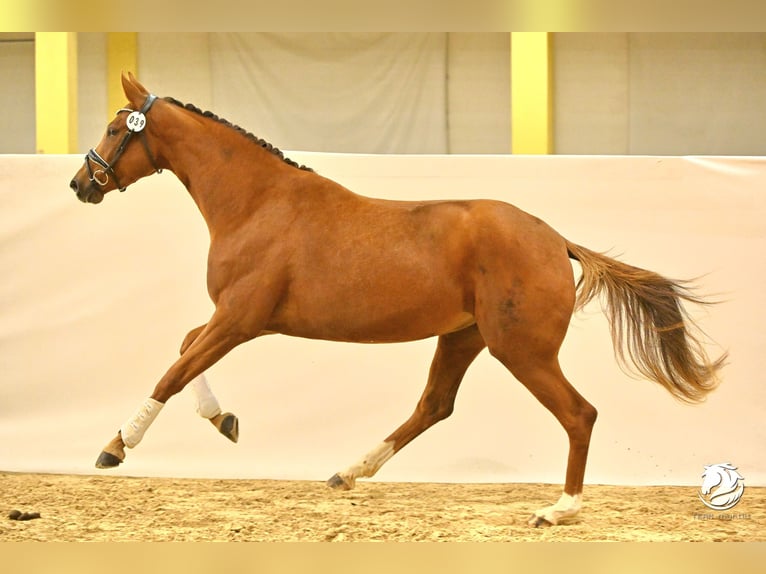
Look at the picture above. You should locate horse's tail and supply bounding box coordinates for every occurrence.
[565,240,727,403]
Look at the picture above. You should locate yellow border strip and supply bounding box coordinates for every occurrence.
[107,33,138,118]
[511,32,553,154]
[34,32,78,154]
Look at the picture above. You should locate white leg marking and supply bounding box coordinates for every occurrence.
[189,373,222,419]
[120,398,164,448]
[336,441,395,488]
[530,492,582,526]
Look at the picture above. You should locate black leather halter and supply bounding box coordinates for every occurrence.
[84,93,162,192]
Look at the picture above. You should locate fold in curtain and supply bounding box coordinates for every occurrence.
[209,33,448,154]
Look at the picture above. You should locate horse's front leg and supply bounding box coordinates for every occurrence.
[187,373,240,443]
[95,313,253,468]
[181,324,239,443]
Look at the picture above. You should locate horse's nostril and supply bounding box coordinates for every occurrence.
[69,179,79,192]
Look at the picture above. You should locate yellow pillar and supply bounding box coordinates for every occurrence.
[511,32,554,154]
[107,33,138,117]
[35,33,78,154]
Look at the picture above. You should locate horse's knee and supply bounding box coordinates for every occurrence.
[151,379,186,403]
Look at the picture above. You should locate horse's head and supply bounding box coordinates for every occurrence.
[69,72,163,204]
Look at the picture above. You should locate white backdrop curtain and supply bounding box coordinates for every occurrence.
[553,33,766,155]
[208,33,449,154]
[3,33,766,155]
[1,154,763,485]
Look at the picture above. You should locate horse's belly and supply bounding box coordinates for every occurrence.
[272,314,476,343]
[268,289,475,343]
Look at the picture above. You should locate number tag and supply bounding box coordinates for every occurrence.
[126,111,147,133]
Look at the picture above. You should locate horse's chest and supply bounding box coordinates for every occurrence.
[204,237,288,303]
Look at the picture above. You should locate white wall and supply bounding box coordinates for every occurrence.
[1,153,763,487]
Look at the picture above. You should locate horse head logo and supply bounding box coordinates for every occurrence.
[698,463,745,510]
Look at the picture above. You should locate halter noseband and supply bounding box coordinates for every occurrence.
[85,93,162,192]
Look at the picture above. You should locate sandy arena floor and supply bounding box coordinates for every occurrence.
[0,472,763,542]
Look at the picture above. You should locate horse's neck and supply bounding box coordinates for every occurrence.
[162,121,289,233]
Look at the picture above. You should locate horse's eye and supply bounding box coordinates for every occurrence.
[108,128,118,137]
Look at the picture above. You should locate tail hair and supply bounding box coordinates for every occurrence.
[566,241,727,403]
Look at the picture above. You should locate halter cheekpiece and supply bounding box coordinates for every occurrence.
[84,93,162,192]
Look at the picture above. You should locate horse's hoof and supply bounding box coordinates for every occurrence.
[326,473,353,490]
[8,510,40,521]
[529,514,553,528]
[218,412,239,443]
[95,451,123,469]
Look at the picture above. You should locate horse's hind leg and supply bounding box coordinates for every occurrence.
[181,324,239,443]
[503,356,596,526]
[467,229,599,526]
[327,324,486,490]
[479,307,597,526]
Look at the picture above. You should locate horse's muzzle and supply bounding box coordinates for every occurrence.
[69,177,104,204]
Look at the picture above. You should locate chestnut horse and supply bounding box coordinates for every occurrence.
[69,73,726,527]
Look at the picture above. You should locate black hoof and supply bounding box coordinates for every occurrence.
[8,510,40,521]
[326,473,351,490]
[95,451,123,469]
[529,514,553,528]
[219,413,239,443]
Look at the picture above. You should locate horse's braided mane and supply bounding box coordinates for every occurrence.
[163,96,313,172]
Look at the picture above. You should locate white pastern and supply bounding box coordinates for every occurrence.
[530,492,582,526]
[336,441,395,487]
[189,373,222,419]
[120,398,164,448]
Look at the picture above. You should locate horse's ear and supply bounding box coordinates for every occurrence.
[121,72,149,106]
